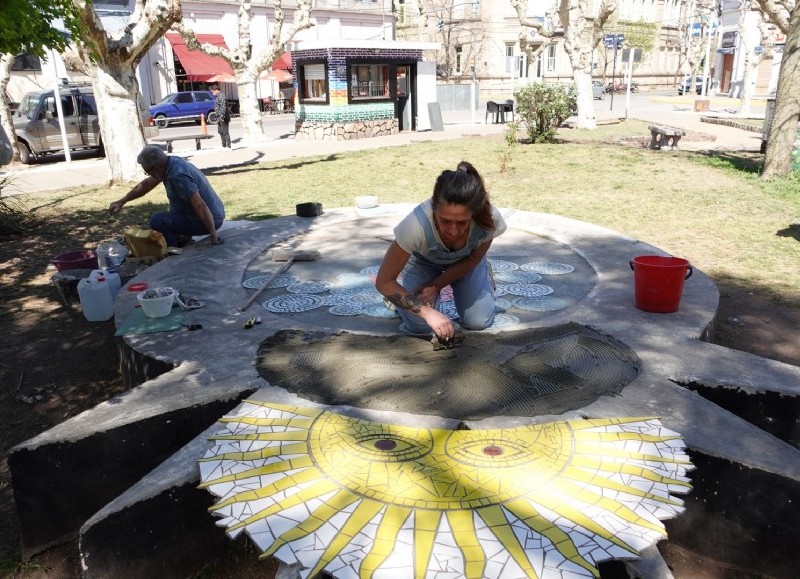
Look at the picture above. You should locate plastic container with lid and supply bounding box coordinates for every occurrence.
[90,269,121,298]
[77,276,115,321]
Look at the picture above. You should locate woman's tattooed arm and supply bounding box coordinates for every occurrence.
[386,293,422,313]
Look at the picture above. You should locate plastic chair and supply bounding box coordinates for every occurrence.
[485,101,500,124]
[503,99,515,123]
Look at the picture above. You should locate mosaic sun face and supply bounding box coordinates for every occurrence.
[200,402,693,578]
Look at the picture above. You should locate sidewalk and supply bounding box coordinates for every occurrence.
[3,98,763,195]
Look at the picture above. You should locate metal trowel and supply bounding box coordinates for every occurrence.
[431,330,465,351]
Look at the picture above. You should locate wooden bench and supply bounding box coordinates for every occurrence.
[151,134,215,153]
[648,125,686,151]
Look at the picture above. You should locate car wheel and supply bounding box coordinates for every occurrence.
[155,115,169,128]
[600,91,605,100]
[207,111,217,124]
[97,138,105,158]
[17,141,35,165]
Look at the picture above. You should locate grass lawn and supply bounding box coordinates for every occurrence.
[11,119,800,307]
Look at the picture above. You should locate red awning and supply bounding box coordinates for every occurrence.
[165,33,234,82]
[273,51,292,71]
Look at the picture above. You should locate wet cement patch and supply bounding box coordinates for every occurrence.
[256,323,640,420]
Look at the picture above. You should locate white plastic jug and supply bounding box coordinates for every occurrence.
[90,269,121,298]
[77,277,115,321]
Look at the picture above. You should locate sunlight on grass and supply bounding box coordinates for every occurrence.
[21,129,800,308]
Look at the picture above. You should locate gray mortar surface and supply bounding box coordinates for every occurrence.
[12,205,800,574]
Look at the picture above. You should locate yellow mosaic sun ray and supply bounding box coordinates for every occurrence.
[199,401,693,578]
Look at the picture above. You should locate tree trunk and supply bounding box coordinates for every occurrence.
[88,61,147,183]
[762,4,800,179]
[560,0,597,130]
[570,62,597,129]
[0,54,19,164]
[236,72,266,143]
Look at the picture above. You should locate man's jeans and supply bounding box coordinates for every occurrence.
[149,212,223,246]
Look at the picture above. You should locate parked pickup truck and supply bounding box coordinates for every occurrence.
[12,84,157,164]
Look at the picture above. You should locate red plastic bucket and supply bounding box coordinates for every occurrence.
[50,249,98,272]
[630,255,693,313]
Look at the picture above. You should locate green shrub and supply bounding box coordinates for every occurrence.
[513,82,577,143]
[0,175,35,236]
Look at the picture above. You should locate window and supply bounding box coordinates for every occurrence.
[11,54,41,71]
[77,94,97,115]
[505,44,515,73]
[455,46,463,74]
[299,61,328,103]
[547,44,556,72]
[41,95,75,118]
[174,93,193,104]
[194,92,213,102]
[349,63,389,101]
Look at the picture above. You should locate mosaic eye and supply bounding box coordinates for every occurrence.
[447,438,532,467]
[349,432,431,462]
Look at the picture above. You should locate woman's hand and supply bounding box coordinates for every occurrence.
[420,307,454,340]
[416,285,438,307]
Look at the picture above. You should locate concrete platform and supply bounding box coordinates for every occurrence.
[10,205,800,576]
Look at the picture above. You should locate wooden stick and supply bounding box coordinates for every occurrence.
[239,258,295,312]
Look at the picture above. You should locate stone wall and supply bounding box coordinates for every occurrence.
[295,118,399,141]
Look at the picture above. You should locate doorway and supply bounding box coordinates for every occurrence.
[394,64,415,132]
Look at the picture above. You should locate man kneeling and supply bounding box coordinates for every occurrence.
[109,145,225,247]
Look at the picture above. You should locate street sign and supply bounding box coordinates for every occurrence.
[603,33,624,49]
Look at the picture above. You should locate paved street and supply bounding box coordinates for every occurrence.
[2,90,766,195]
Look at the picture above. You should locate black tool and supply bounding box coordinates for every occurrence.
[181,323,203,331]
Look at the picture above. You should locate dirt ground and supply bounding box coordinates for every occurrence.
[1,227,798,577]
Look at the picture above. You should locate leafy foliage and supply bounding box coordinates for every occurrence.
[513,83,577,143]
[0,175,36,236]
[0,0,82,57]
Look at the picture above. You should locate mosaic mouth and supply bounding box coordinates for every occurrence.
[256,322,641,419]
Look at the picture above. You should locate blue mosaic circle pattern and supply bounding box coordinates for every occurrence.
[494,298,512,312]
[242,273,298,289]
[494,270,543,284]
[520,262,575,275]
[328,303,365,316]
[505,283,554,298]
[262,294,324,313]
[488,259,518,273]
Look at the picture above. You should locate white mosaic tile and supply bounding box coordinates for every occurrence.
[505,283,555,298]
[494,270,543,284]
[329,303,365,316]
[261,294,325,313]
[201,406,692,578]
[488,259,519,272]
[520,262,575,275]
[242,273,298,289]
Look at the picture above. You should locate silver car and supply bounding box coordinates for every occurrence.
[12,84,155,164]
[592,80,606,100]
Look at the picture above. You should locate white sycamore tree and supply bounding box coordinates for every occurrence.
[752,0,798,178]
[511,0,617,130]
[175,0,313,144]
[71,0,183,183]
